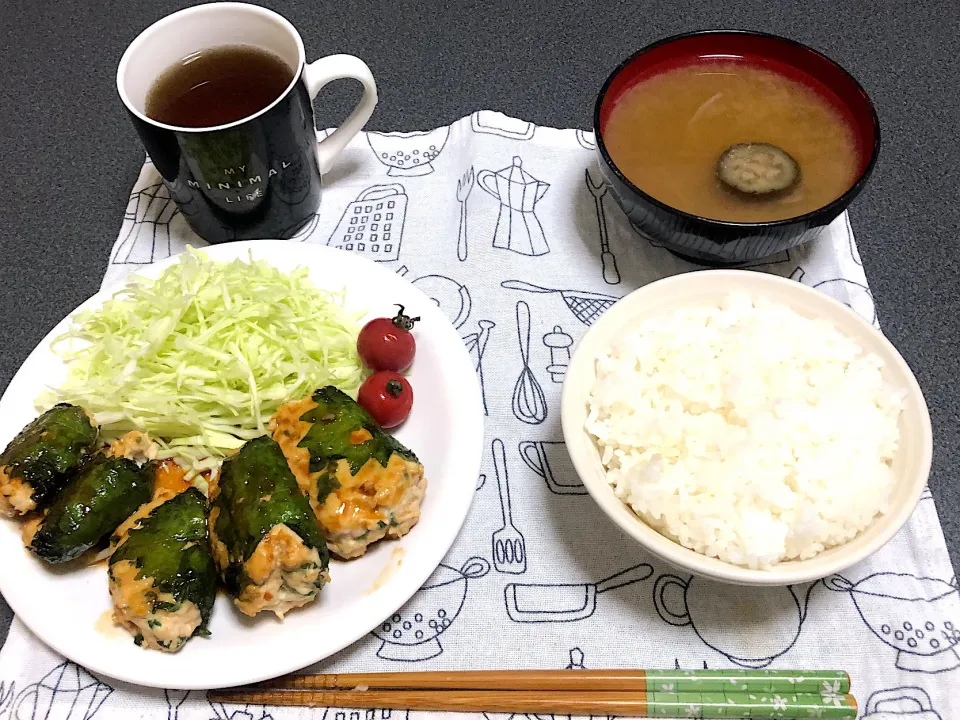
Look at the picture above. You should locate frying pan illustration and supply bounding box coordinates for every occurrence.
[505,563,653,623]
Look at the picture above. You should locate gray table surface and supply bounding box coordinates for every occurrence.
[1,0,958,648]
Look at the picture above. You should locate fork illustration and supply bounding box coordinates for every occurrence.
[491,438,526,574]
[585,167,621,284]
[456,166,475,262]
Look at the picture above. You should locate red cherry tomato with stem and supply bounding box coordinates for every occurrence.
[357,305,419,373]
[358,371,414,428]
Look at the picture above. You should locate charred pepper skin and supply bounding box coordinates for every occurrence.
[211,436,328,597]
[30,455,152,563]
[0,404,99,510]
[109,488,218,636]
[298,385,418,483]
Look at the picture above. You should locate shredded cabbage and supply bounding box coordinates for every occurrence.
[39,246,366,472]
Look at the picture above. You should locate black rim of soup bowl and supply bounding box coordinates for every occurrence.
[593,30,882,263]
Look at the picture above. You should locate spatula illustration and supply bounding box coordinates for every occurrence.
[491,438,526,574]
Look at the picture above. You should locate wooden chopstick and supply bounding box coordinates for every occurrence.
[210,689,649,713]
[206,689,859,718]
[254,669,851,694]
[257,669,648,691]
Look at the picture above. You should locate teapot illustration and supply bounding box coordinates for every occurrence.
[654,574,817,668]
[862,687,942,719]
[478,157,551,256]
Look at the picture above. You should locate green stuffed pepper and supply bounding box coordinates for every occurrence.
[0,404,99,516]
[269,386,426,559]
[108,488,217,652]
[209,436,329,618]
[27,455,152,563]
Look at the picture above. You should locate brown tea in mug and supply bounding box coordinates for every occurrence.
[145,45,295,128]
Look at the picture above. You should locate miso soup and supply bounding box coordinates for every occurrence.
[603,62,860,222]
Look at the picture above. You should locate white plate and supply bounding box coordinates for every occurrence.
[0,241,484,689]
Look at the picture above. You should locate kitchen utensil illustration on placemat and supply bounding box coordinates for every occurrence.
[566,647,587,669]
[845,214,863,267]
[209,700,274,720]
[456,166,475,261]
[463,319,495,414]
[519,440,586,496]
[502,281,618,327]
[0,684,11,718]
[512,300,548,425]
[327,184,407,262]
[396,266,472,329]
[471,111,536,140]
[491,438,527,575]
[164,689,189,720]
[585,167,621,285]
[505,563,653,623]
[12,661,113,720]
[654,575,818,668]
[542,325,573,383]
[367,127,449,176]
[111,182,182,265]
[371,556,490,661]
[862,687,942,719]
[323,710,409,720]
[817,277,877,325]
[825,573,960,673]
[478,157,551,256]
[791,267,877,325]
[576,130,597,151]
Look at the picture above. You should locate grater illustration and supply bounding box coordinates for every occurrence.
[326,183,407,262]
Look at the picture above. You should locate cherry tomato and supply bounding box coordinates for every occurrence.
[358,371,414,428]
[357,304,420,372]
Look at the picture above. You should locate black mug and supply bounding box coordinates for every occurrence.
[117,2,378,243]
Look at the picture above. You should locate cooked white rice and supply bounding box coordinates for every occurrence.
[585,292,906,569]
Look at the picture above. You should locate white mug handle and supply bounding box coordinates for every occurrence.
[303,54,378,175]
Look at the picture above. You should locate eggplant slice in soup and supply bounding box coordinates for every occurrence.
[0,404,99,517]
[209,436,330,618]
[28,455,152,563]
[270,386,426,560]
[108,487,217,652]
[716,142,800,197]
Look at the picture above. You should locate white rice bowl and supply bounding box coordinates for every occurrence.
[584,292,906,570]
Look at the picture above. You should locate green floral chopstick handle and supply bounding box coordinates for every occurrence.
[644,670,850,695]
[647,690,857,719]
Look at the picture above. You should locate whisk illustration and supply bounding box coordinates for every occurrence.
[511,300,547,425]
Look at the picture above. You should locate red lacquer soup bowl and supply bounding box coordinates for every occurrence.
[593,31,880,265]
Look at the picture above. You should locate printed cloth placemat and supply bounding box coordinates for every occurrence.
[1,112,956,720]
